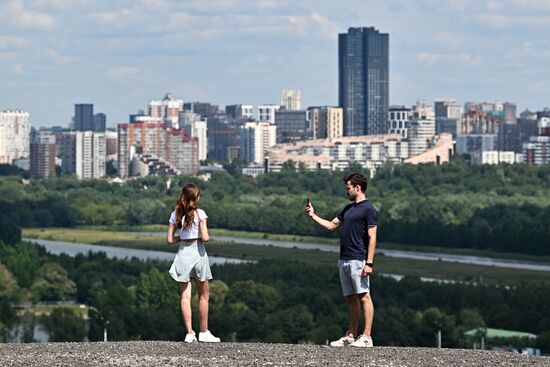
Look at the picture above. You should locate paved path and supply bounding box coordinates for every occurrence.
[0,342,548,367]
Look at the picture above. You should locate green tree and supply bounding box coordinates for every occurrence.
[31,263,76,302]
[225,280,281,314]
[0,263,20,303]
[41,308,86,342]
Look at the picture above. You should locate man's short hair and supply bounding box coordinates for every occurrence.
[343,172,368,193]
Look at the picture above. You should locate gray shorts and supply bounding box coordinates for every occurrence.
[338,259,370,296]
[169,240,213,282]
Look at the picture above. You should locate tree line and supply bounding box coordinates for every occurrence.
[1,235,550,350]
[2,158,550,255]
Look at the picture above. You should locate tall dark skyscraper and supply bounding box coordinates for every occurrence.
[339,27,389,136]
[74,104,94,131]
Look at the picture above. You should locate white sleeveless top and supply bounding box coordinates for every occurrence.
[169,209,208,240]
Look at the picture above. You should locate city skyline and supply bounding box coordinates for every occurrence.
[1,0,550,127]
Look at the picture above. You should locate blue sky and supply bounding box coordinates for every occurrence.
[1,0,549,128]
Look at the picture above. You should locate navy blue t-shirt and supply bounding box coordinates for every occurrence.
[336,199,377,261]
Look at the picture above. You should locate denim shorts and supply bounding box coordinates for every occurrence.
[169,240,213,282]
[338,259,370,296]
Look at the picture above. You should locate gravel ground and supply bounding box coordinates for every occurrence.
[0,342,548,367]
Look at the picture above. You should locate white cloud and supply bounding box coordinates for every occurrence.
[108,66,139,81]
[13,64,24,74]
[2,0,57,29]
[476,13,550,28]
[514,0,550,11]
[416,52,480,67]
[432,32,463,48]
[90,9,132,25]
[43,49,77,64]
[0,36,30,49]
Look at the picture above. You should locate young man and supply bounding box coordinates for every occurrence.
[305,172,377,348]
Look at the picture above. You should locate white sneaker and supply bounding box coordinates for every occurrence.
[330,335,355,347]
[198,330,221,343]
[350,334,373,348]
[184,332,197,343]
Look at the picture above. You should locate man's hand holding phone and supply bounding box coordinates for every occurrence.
[305,198,315,217]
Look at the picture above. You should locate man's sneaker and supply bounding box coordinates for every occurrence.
[330,335,355,347]
[350,334,373,348]
[184,332,197,343]
[198,330,221,343]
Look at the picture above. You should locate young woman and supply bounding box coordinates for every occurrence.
[166,183,220,343]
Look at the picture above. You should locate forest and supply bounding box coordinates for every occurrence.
[1,236,549,350]
[1,159,550,349]
[1,158,550,255]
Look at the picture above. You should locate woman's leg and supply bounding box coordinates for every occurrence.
[179,282,193,334]
[194,279,210,332]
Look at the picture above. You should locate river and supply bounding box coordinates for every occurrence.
[137,232,550,272]
[24,233,550,272]
[22,238,247,265]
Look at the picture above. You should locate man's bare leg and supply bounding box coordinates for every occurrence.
[346,294,360,338]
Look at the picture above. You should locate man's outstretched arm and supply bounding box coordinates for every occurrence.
[305,202,341,231]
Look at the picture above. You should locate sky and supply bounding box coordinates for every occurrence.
[1,0,550,128]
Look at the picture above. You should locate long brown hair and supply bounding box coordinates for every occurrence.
[175,183,201,231]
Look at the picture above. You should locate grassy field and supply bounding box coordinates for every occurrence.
[22,227,550,286]
[81,225,550,264]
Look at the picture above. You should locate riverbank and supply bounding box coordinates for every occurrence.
[22,228,550,286]
[79,225,550,265]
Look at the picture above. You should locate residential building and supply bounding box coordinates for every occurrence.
[258,104,280,124]
[308,106,344,140]
[184,102,219,119]
[281,90,301,110]
[408,101,435,157]
[0,109,30,164]
[93,113,107,131]
[523,136,550,165]
[180,111,208,161]
[30,130,56,178]
[240,122,276,164]
[148,93,184,129]
[388,105,410,139]
[117,122,199,178]
[225,104,254,120]
[339,27,389,136]
[274,110,308,143]
[267,133,453,174]
[61,131,106,179]
[74,104,94,131]
[435,100,461,138]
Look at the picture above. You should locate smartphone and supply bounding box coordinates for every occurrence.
[306,197,311,207]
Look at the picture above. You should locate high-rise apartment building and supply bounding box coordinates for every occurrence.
[308,107,344,140]
[117,122,199,178]
[74,104,94,131]
[61,131,106,179]
[388,105,410,139]
[274,110,308,144]
[240,122,276,164]
[225,104,254,120]
[339,27,389,136]
[0,109,30,164]
[30,130,56,178]
[434,100,461,138]
[180,111,208,161]
[464,101,516,123]
[258,104,280,124]
[94,113,107,131]
[149,93,184,129]
[281,90,301,110]
[523,136,550,165]
[408,101,435,157]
